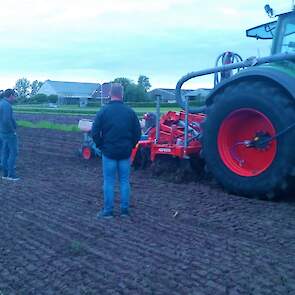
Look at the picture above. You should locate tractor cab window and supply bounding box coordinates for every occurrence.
[246,21,277,40]
[276,13,295,53]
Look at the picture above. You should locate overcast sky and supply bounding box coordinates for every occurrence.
[0,0,292,90]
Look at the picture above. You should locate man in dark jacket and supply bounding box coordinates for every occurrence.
[92,83,141,218]
[0,89,19,180]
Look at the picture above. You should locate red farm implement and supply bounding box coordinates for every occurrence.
[132,111,204,162]
[131,109,205,180]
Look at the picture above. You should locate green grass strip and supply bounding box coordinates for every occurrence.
[17,120,79,132]
[15,110,148,118]
[15,110,96,116]
[14,106,180,116]
[15,108,98,115]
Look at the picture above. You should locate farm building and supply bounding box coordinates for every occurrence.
[37,80,101,106]
[148,88,199,103]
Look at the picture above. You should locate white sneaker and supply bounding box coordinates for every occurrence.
[7,176,20,181]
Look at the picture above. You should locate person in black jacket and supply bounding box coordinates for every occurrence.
[92,83,141,218]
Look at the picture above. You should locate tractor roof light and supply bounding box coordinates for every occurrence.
[264,4,274,18]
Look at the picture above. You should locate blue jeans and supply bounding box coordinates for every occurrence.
[0,133,18,177]
[102,155,131,213]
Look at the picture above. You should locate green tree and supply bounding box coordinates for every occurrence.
[113,77,132,90]
[125,83,148,102]
[138,75,151,91]
[15,78,30,98]
[113,77,149,102]
[30,80,43,96]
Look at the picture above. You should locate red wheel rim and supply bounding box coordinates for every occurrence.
[218,108,277,177]
[82,147,91,160]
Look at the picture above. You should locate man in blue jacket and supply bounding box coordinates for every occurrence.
[92,83,141,218]
[0,89,19,181]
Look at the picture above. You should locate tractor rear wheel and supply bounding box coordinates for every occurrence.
[202,81,295,198]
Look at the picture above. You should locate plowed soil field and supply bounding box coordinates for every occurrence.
[1,114,295,295]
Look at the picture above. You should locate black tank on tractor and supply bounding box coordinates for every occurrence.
[133,4,295,199]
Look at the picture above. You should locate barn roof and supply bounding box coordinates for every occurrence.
[43,80,100,98]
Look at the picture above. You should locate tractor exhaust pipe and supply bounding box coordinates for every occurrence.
[175,52,295,114]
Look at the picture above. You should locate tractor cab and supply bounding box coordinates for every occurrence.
[272,10,295,54]
[246,7,295,55]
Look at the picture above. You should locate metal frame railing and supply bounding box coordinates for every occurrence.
[175,52,295,114]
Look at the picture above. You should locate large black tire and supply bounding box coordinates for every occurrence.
[202,80,295,199]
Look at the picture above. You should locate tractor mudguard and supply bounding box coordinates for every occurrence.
[206,65,295,106]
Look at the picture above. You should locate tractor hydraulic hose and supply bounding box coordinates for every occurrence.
[175,52,295,114]
[214,52,243,86]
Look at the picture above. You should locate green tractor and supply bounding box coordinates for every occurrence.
[176,4,295,198]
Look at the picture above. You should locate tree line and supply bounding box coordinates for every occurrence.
[14,78,43,98]
[11,75,152,102]
[113,75,151,101]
